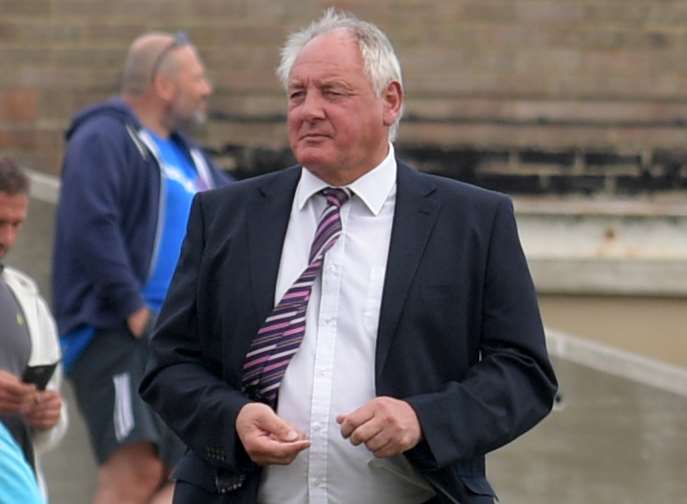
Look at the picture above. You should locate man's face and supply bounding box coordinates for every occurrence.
[167,46,213,128]
[0,192,28,258]
[287,30,402,184]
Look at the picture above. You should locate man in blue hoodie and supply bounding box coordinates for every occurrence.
[52,32,232,504]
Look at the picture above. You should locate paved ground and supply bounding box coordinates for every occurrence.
[12,197,687,503]
[490,358,687,503]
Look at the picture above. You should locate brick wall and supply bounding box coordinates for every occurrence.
[1,0,686,194]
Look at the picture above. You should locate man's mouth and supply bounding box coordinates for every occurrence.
[301,133,329,140]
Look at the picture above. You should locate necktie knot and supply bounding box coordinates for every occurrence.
[321,187,351,208]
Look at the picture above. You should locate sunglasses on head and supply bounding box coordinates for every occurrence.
[150,31,190,81]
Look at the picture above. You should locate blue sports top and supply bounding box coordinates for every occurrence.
[0,422,45,503]
[141,129,206,312]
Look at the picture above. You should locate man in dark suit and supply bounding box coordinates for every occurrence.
[141,8,557,504]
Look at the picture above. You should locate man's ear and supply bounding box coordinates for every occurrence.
[382,81,403,127]
[154,74,176,102]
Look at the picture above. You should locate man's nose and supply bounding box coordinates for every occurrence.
[301,91,325,120]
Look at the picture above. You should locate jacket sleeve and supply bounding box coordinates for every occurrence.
[140,194,253,472]
[405,197,558,470]
[59,122,145,320]
[30,295,68,455]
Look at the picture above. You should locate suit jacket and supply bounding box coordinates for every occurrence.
[140,160,558,504]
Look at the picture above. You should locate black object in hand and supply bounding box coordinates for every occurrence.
[21,362,58,391]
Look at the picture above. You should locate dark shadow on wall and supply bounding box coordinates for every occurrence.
[210,142,687,196]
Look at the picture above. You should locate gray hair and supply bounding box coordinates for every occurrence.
[277,8,404,140]
[0,157,29,195]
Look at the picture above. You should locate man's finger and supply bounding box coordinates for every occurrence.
[38,390,60,401]
[35,392,62,409]
[337,404,375,439]
[0,399,23,414]
[349,419,384,446]
[365,430,392,453]
[237,402,303,441]
[5,379,36,398]
[266,437,310,461]
[250,436,310,465]
[0,373,38,413]
[257,410,300,442]
[0,392,24,406]
[1,384,37,413]
[26,411,55,427]
[371,438,397,458]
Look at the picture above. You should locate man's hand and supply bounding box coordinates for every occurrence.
[23,390,63,430]
[127,306,151,339]
[336,396,422,458]
[236,402,310,465]
[0,369,36,415]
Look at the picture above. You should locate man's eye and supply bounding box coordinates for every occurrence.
[289,91,304,100]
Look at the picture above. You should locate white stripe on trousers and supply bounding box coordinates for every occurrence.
[113,372,135,442]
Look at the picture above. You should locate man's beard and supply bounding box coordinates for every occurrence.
[190,108,207,126]
[174,108,207,132]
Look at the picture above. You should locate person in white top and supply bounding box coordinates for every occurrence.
[141,8,557,504]
[0,157,67,502]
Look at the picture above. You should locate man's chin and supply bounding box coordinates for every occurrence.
[295,152,332,171]
[192,110,207,125]
[185,112,207,129]
[294,142,334,164]
[175,114,207,134]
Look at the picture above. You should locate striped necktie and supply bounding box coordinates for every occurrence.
[242,187,352,407]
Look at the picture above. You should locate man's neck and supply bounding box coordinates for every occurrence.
[122,94,171,138]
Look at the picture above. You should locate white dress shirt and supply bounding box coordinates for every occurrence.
[258,144,435,504]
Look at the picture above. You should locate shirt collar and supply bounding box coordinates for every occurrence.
[297,143,397,216]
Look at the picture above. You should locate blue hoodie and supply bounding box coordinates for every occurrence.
[52,97,232,369]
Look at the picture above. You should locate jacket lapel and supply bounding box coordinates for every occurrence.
[375,161,440,381]
[247,167,302,324]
